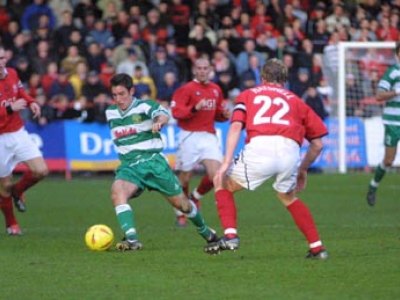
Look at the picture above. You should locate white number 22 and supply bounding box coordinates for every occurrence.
[253,95,290,125]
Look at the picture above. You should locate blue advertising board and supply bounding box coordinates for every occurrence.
[25,117,367,172]
[300,117,367,168]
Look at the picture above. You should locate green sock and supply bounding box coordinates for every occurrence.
[186,204,212,240]
[115,204,138,240]
[373,164,386,184]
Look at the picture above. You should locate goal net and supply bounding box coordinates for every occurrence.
[323,41,400,173]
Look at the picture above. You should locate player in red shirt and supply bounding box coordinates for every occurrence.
[0,46,48,235]
[204,58,329,259]
[171,57,230,226]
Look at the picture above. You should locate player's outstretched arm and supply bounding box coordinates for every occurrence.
[152,114,169,133]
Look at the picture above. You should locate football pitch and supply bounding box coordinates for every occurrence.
[0,173,399,299]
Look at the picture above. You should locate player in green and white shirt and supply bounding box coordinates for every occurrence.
[367,43,400,206]
[107,73,218,251]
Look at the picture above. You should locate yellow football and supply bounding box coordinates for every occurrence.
[85,224,114,251]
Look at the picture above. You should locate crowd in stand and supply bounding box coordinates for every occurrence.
[0,0,399,124]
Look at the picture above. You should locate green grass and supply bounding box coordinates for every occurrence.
[0,173,399,299]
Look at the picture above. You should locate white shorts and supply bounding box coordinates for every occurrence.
[228,136,300,193]
[175,130,223,171]
[0,128,42,177]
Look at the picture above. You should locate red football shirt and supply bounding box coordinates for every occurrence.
[232,83,328,145]
[171,80,228,133]
[0,68,35,133]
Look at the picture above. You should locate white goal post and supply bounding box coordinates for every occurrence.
[337,41,396,173]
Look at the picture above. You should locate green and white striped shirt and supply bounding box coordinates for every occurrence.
[105,97,169,160]
[378,64,400,126]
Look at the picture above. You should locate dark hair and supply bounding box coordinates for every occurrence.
[110,73,133,90]
[261,58,288,84]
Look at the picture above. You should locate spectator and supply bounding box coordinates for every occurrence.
[86,19,115,50]
[69,61,89,98]
[132,65,157,100]
[6,0,30,22]
[170,0,191,47]
[99,61,116,89]
[239,69,256,90]
[142,8,170,47]
[15,56,33,85]
[325,3,351,33]
[157,71,180,106]
[34,94,55,125]
[212,49,236,80]
[50,94,81,120]
[97,0,122,23]
[26,72,45,100]
[111,10,130,43]
[81,70,109,103]
[217,17,242,56]
[149,46,179,93]
[61,45,87,76]
[235,12,255,39]
[303,85,329,121]
[9,33,30,66]
[65,29,87,57]
[85,93,111,123]
[41,61,58,96]
[215,38,237,71]
[188,23,214,57]
[111,33,146,67]
[1,20,20,50]
[291,67,312,98]
[21,0,56,32]
[215,71,236,99]
[322,31,340,101]
[31,40,57,76]
[86,42,107,73]
[236,38,265,76]
[306,2,326,36]
[72,0,102,25]
[48,1,72,26]
[242,53,262,86]
[48,68,75,101]
[282,24,301,54]
[295,38,314,70]
[165,38,187,82]
[282,53,297,88]
[116,48,149,77]
[126,4,147,28]
[376,16,399,41]
[54,10,78,57]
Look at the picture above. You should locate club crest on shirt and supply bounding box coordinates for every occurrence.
[195,91,201,96]
[213,89,219,97]
[131,114,142,123]
[13,84,18,93]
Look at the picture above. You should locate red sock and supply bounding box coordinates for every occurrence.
[196,175,214,196]
[215,189,237,238]
[0,196,18,227]
[12,170,40,197]
[287,199,323,253]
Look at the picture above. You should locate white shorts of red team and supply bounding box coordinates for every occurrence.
[175,130,223,171]
[0,128,42,177]
[228,135,300,193]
